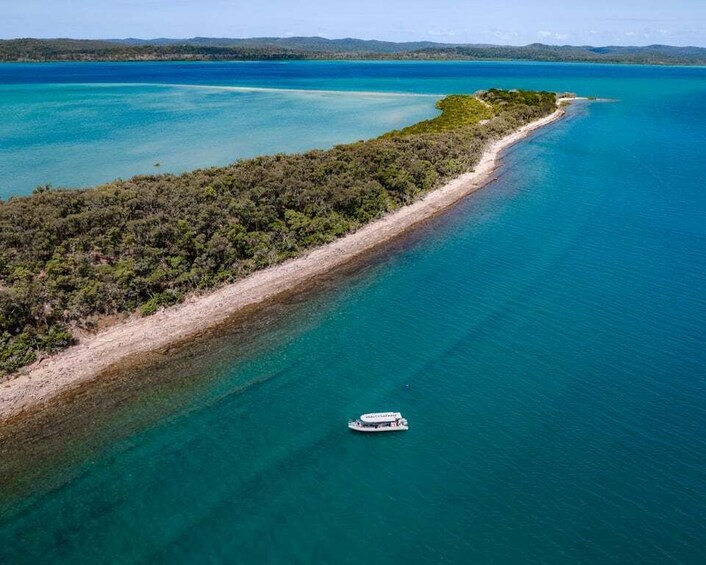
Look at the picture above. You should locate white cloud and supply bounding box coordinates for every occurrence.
[537,30,569,41]
[427,29,457,38]
[492,29,518,41]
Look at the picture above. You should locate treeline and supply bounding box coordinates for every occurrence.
[1,38,705,65]
[0,39,307,62]
[408,43,706,65]
[0,90,557,374]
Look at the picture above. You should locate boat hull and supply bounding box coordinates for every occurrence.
[348,423,408,432]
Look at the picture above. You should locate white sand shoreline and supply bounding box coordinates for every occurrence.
[0,106,565,422]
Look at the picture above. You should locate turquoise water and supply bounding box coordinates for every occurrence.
[0,81,437,198]
[1,62,706,563]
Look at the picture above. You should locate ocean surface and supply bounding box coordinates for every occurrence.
[1,61,706,564]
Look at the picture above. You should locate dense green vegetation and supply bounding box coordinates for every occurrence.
[0,39,305,62]
[385,96,494,137]
[386,91,556,137]
[406,43,706,65]
[0,90,556,374]
[1,37,705,65]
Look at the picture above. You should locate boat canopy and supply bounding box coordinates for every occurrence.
[360,412,402,424]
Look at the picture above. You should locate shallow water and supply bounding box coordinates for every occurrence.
[0,78,437,198]
[1,61,706,563]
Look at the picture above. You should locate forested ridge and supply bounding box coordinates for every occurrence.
[2,38,705,65]
[0,39,305,62]
[0,89,557,374]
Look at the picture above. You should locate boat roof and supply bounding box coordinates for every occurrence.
[360,412,402,423]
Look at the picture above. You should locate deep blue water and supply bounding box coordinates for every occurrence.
[1,61,705,564]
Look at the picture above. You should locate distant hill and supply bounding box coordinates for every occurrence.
[412,43,706,65]
[0,38,306,62]
[109,36,449,53]
[1,37,705,65]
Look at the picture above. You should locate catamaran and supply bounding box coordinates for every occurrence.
[348,412,408,433]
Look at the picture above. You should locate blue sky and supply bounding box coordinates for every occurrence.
[2,0,705,46]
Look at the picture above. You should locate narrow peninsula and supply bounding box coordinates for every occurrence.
[0,89,567,420]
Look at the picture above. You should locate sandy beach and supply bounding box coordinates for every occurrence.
[0,106,565,422]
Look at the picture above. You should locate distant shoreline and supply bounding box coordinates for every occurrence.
[0,104,566,423]
[2,59,704,68]
[2,38,705,65]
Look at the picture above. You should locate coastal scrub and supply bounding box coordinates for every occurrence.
[0,89,556,374]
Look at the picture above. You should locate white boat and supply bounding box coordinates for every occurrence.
[348,412,408,433]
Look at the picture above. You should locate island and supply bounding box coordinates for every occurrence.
[0,89,567,420]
